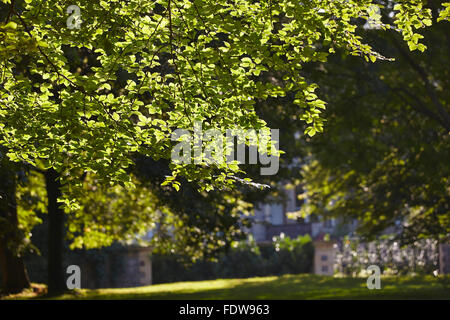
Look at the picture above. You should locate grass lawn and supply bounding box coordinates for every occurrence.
[3,274,450,300]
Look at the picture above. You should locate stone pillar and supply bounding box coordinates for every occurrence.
[116,246,152,287]
[137,247,152,286]
[314,240,337,276]
[439,243,450,275]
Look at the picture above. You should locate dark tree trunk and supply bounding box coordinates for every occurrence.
[0,157,31,295]
[0,244,31,295]
[44,168,66,295]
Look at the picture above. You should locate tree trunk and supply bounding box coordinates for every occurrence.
[44,168,66,295]
[0,244,31,295]
[0,156,31,295]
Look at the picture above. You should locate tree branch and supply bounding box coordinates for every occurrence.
[393,86,450,132]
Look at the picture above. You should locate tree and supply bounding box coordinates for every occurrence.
[291,0,449,243]
[0,0,442,293]
[0,149,31,295]
[1,0,436,197]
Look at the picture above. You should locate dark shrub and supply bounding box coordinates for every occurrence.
[152,234,314,284]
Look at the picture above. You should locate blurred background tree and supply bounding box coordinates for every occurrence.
[290,0,449,244]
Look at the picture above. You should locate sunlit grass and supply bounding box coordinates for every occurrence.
[3,274,450,300]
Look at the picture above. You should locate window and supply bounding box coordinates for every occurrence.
[321,266,328,273]
[321,255,328,261]
[324,219,333,228]
[270,203,284,225]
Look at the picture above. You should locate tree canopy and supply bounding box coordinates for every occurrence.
[288,1,449,243]
[1,0,449,295]
[1,0,443,207]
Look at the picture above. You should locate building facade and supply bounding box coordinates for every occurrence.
[247,185,349,243]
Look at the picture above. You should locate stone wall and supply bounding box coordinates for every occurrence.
[75,245,152,289]
[115,246,152,288]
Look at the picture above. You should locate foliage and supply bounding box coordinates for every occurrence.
[8,154,253,260]
[151,234,313,284]
[438,2,450,22]
[288,1,449,242]
[66,173,160,249]
[132,156,253,259]
[0,0,440,206]
[334,237,439,276]
[268,233,314,275]
[15,170,46,253]
[1,0,447,269]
